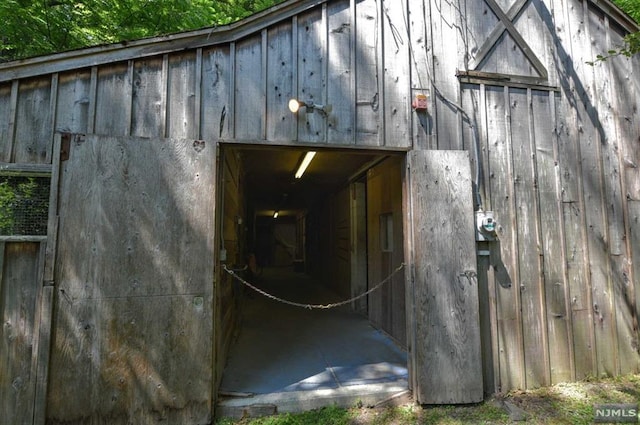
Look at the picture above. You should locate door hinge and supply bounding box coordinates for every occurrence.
[60,133,71,161]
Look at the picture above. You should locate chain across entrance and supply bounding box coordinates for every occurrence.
[222,263,405,310]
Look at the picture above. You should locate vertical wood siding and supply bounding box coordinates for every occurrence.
[0,0,638,406]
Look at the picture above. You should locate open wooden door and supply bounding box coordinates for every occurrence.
[46,134,217,424]
[405,150,483,404]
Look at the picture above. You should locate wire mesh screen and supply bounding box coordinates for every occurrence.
[0,176,50,236]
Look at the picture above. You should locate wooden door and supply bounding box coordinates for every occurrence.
[47,135,217,424]
[405,150,483,404]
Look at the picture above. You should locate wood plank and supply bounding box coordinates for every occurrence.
[486,85,525,392]
[33,284,53,425]
[201,45,232,141]
[49,135,216,423]
[533,90,572,384]
[94,63,131,136]
[367,156,404,344]
[602,16,638,375]
[43,133,62,284]
[131,57,165,138]
[266,21,295,142]
[31,242,50,425]
[429,0,463,150]
[6,81,18,162]
[509,87,549,388]
[582,3,618,377]
[296,8,325,143]
[47,74,58,164]
[235,36,264,140]
[350,181,367,314]
[56,70,92,135]
[0,84,13,162]
[408,0,435,150]
[14,78,52,164]
[0,242,41,425]
[354,0,380,146]
[327,0,353,144]
[167,52,197,139]
[47,295,213,424]
[409,150,482,404]
[382,0,410,148]
[554,0,596,381]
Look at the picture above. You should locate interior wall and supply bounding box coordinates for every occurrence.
[366,156,406,346]
[216,147,246,391]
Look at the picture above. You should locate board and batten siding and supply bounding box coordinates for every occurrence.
[0,0,411,151]
[438,0,640,392]
[0,0,638,416]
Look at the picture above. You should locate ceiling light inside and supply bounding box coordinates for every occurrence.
[295,151,316,179]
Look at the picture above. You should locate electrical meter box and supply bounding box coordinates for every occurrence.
[476,210,497,241]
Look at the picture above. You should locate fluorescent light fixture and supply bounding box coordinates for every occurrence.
[273,210,279,219]
[295,151,316,179]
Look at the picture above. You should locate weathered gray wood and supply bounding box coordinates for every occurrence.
[131,57,165,138]
[266,22,295,142]
[533,90,572,384]
[94,63,131,136]
[6,81,18,162]
[327,0,353,144]
[201,45,231,141]
[49,135,216,423]
[43,133,62,284]
[514,88,550,388]
[55,70,91,135]
[14,78,52,164]
[167,52,197,139]
[382,0,410,148]
[487,85,525,391]
[367,156,405,344]
[582,2,618,377]
[296,8,325,143]
[601,15,637,376]
[408,150,482,404]
[0,163,52,176]
[31,242,50,425]
[0,83,13,162]
[235,36,264,140]
[0,242,41,425]
[354,0,379,146]
[553,0,597,381]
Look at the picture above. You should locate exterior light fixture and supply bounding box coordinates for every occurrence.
[288,99,332,116]
[273,210,279,219]
[295,151,316,179]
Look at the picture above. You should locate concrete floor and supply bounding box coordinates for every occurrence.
[217,267,409,418]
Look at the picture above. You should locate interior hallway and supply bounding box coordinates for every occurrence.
[217,266,408,416]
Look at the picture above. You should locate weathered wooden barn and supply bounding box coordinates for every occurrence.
[1,0,639,423]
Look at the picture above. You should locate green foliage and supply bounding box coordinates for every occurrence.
[0,0,284,61]
[0,176,49,235]
[588,0,640,64]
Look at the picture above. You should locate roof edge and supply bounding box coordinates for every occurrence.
[0,0,327,83]
[0,0,637,83]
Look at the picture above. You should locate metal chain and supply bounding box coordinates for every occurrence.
[222,263,405,310]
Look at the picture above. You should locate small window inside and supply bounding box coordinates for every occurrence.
[380,213,393,252]
[0,175,50,236]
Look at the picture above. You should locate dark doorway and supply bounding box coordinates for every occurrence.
[216,145,409,417]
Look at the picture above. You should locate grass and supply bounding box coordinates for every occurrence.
[215,374,640,424]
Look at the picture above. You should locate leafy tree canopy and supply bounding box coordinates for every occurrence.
[0,0,283,62]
